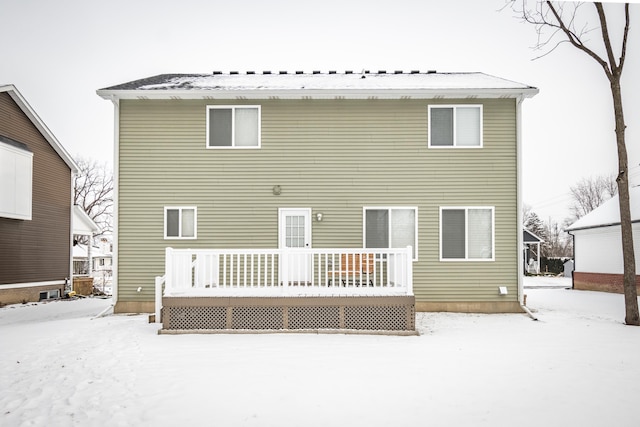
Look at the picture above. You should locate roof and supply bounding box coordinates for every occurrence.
[0,84,78,173]
[566,185,640,232]
[524,229,544,243]
[97,71,539,100]
[73,205,99,235]
[73,243,111,259]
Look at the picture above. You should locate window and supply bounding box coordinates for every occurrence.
[39,290,59,301]
[440,207,494,261]
[364,207,417,259]
[428,105,482,147]
[164,207,197,239]
[206,106,260,148]
[0,139,33,220]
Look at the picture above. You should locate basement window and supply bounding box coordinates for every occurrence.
[39,290,60,301]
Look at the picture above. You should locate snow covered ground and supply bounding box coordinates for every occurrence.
[2,276,640,427]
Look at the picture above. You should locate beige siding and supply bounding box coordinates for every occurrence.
[117,98,518,306]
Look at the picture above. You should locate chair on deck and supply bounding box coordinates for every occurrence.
[328,253,375,286]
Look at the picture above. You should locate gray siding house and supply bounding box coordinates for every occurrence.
[98,71,538,332]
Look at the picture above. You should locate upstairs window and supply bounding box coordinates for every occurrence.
[0,138,33,220]
[429,105,482,148]
[206,106,260,148]
[440,207,494,261]
[364,207,417,260]
[164,206,197,239]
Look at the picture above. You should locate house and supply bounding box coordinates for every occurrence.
[72,205,99,276]
[523,228,543,274]
[0,84,78,305]
[92,235,113,274]
[97,71,538,332]
[72,235,113,292]
[566,185,640,293]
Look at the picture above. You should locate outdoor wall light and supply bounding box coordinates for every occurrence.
[272,185,282,195]
[498,286,508,295]
[316,212,323,222]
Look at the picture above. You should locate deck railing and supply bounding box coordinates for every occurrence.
[157,246,412,296]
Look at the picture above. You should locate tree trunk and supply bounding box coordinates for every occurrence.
[611,77,640,325]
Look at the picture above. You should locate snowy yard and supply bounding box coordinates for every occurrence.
[2,276,640,427]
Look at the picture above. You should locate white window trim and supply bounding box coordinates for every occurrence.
[362,206,418,261]
[164,206,197,240]
[428,104,483,148]
[0,140,33,220]
[439,206,495,262]
[206,105,261,149]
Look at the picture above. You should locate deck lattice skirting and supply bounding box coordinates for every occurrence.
[159,296,416,334]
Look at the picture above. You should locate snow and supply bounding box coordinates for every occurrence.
[133,72,535,92]
[2,277,640,427]
[566,185,640,231]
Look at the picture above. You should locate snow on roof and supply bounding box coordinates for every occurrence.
[73,205,99,235]
[566,185,640,232]
[73,243,110,259]
[97,71,538,100]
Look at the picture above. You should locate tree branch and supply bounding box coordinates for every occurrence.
[545,1,612,78]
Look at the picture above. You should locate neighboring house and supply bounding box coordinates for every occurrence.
[72,205,99,275]
[92,236,113,273]
[523,229,543,274]
[0,84,78,305]
[97,71,538,332]
[73,236,113,277]
[566,186,640,293]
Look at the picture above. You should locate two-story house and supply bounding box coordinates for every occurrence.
[1,84,78,305]
[98,71,538,333]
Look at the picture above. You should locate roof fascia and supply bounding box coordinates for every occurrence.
[97,87,539,101]
[0,84,78,173]
[566,219,640,233]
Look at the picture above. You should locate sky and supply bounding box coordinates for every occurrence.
[1,0,638,224]
[2,277,640,426]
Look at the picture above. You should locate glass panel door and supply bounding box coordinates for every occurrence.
[278,208,312,284]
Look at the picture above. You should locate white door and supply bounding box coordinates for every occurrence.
[279,208,312,284]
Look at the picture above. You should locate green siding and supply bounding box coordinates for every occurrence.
[117,98,518,304]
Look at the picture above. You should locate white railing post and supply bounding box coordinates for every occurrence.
[155,275,164,323]
[165,247,173,292]
[281,248,289,294]
[406,246,413,295]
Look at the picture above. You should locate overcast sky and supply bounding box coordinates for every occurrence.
[1,0,638,224]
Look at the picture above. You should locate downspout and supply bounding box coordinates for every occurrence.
[567,230,575,289]
[68,170,75,294]
[516,95,537,320]
[110,95,120,308]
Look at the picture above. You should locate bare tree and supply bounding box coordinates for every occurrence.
[74,157,113,236]
[569,174,617,220]
[545,218,572,258]
[511,1,638,325]
[522,203,534,226]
